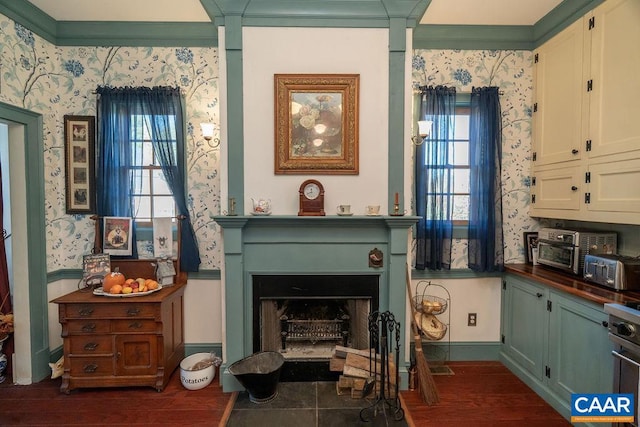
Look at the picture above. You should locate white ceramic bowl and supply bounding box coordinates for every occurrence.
[180,353,215,390]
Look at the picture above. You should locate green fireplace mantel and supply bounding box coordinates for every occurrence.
[213,215,419,392]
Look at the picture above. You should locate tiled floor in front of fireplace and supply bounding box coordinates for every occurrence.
[225,381,409,427]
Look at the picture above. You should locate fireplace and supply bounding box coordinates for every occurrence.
[253,274,378,380]
[214,215,418,391]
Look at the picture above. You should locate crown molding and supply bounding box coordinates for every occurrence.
[55,21,217,47]
[1,0,604,50]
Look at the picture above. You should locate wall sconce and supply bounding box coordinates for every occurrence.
[411,120,433,146]
[200,123,220,148]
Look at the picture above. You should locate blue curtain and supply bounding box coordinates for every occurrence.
[467,87,504,272]
[414,86,456,270]
[96,86,201,271]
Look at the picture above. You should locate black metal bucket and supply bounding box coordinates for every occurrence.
[228,351,285,404]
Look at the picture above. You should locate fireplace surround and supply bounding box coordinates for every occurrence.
[214,215,418,391]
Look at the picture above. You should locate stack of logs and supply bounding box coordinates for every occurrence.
[330,345,397,398]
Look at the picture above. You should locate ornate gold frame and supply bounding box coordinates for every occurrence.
[274,74,359,174]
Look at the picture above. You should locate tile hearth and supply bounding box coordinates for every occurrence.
[226,381,408,426]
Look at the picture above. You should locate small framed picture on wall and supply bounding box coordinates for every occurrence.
[64,115,95,214]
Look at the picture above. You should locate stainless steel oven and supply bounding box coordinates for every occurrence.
[536,228,617,275]
[605,303,640,427]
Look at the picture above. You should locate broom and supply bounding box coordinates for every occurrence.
[405,263,440,405]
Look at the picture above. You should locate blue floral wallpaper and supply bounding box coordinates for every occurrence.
[412,50,539,267]
[0,19,222,271]
[0,13,538,273]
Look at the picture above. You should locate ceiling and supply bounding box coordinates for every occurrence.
[26,0,563,26]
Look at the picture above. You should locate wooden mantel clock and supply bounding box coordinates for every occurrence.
[298,179,325,216]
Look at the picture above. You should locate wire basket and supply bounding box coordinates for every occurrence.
[414,312,447,341]
[413,295,448,315]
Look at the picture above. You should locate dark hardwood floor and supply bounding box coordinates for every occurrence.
[0,361,570,426]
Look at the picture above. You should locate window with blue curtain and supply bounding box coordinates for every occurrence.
[467,87,504,272]
[414,86,456,271]
[414,86,504,273]
[95,86,201,272]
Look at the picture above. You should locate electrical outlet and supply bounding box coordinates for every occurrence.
[468,313,477,327]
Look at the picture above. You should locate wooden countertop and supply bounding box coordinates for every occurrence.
[505,264,640,307]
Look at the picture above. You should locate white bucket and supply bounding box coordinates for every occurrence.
[180,353,215,390]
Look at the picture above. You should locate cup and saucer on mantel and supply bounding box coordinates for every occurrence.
[366,205,381,216]
[337,204,353,216]
[251,198,272,216]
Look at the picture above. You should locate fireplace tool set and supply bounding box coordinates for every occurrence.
[359,310,405,422]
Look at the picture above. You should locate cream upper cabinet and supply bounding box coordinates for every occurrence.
[532,19,585,167]
[530,0,640,225]
[587,0,640,159]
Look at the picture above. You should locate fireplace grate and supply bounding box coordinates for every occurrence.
[281,315,350,349]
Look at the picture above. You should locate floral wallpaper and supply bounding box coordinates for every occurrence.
[0,12,540,274]
[412,50,540,267]
[0,18,222,271]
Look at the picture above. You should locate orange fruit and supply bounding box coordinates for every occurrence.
[109,284,123,294]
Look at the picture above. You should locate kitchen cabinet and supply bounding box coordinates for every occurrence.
[52,283,185,393]
[530,0,640,225]
[531,18,585,168]
[501,274,612,423]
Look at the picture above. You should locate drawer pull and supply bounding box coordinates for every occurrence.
[83,364,98,373]
[81,323,97,332]
[129,321,143,329]
[84,342,99,351]
[79,308,94,317]
[127,308,140,316]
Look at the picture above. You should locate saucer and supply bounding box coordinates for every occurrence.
[250,211,272,216]
[337,212,353,216]
[366,213,382,216]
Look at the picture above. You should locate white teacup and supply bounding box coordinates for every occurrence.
[366,205,380,215]
[337,204,351,215]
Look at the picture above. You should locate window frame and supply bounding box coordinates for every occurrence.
[128,115,178,228]
[419,95,471,229]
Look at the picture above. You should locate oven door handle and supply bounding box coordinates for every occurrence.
[612,349,640,368]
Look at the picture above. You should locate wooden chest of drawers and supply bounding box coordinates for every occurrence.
[52,283,185,393]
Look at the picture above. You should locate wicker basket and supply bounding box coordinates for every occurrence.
[414,312,447,341]
[413,295,447,315]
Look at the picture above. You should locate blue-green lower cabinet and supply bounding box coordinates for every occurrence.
[501,274,613,426]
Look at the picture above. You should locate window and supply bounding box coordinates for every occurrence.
[424,103,470,224]
[130,115,176,225]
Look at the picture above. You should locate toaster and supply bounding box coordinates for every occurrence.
[583,254,640,291]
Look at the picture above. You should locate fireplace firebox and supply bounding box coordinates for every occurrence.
[253,275,379,381]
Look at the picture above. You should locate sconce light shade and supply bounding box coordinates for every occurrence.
[201,123,215,141]
[417,120,433,138]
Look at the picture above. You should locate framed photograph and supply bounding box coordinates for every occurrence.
[64,115,95,214]
[103,217,133,256]
[523,232,539,264]
[274,74,360,174]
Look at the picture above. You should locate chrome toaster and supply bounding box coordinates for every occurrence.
[583,254,640,291]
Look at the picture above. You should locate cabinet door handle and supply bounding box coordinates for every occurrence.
[602,321,609,328]
[116,352,121,360]
[83,364,98,373]
[536,293,543,298]
[571,186,578,191]
[129,321,143,329]
[127,308,140,316]
[572,149,579,154]
[84,342,99,351]
[79,308,94,317]
[81,323,96,332]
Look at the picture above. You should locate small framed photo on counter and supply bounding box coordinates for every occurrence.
[523,232,539,264]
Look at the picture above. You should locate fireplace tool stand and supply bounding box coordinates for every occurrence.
[359,310,404,423]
